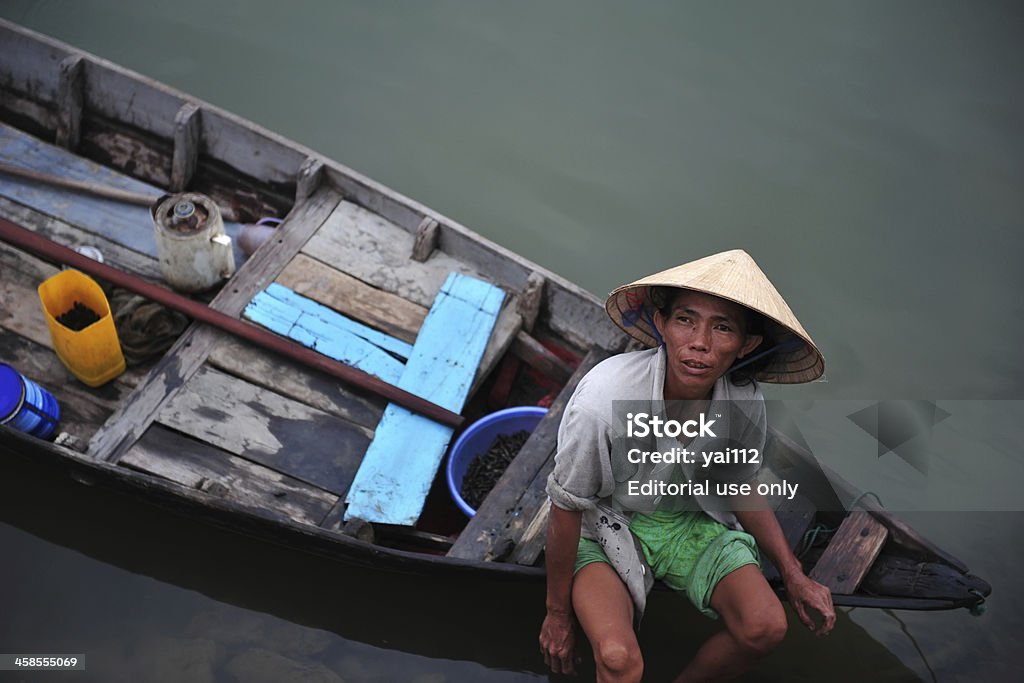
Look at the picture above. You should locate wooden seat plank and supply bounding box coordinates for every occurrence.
[809,510,889,594]
[155,365,370,497]
[122,424,338,526]
[276,253,427,344]
[447,346,609,561]
[344,273,504,526]
[244,289,404,384]
[261,282,414,360]
[301,199,484,309]
[207,337,383,432]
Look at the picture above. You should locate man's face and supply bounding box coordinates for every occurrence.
[653,290,763,400]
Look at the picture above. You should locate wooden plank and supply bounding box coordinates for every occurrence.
[276,254,516,397]
[295,156,324,205]
[56,55,83,150]
[170,102,201,191]
[510,331,574,385]
[411,217,439,261]
[277,253,427,344]
[468,302,522,398]
[208,337,383,432]
[0,21,67,103]
[244,289,405,385]
[155,365,369,497]
[301,199,485,309]
[82,57,183,139]
[510,498,552,566]
[810,511,889,594]
[517,272,545,333]
[0,121,162,257]
[344,273,505,525]
[447,346,610,561]
[262,283,413,360]
[87,186,343,463]
[121,424,338,526]
[0,196,163,282]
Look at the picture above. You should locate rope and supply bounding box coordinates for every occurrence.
[797,522,837,558]
[847,491,884,511]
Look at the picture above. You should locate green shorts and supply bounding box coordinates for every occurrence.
[574,510,760,619]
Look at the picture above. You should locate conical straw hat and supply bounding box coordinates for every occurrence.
[605,249,824,383]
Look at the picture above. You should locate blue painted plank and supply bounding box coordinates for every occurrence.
[244,290,404,385]
[263,283,413,360]
[345,272,505,525]
[0,122,246,266]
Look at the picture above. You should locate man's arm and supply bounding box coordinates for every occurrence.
[734,499,836,636]
[539,503,583,674]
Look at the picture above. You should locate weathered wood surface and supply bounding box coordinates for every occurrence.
[469,302,523,398]
[208,337,383,433]
[0,121,249,266]
[0,21,66,103]
[277,252,520,394]
[862,555,990,601]
[244,287,405,385]
[170,102,201,192]
[411,217,439,262]
[810,511,888,594]
[88,186,343,463]
[122,424,338,526]
[55,55,83,150]
[277,253,427,344]
[0,121,162,257]
[261,282,414,360]
[510,498,552,566]
[155,365,369,497]
[517,272,545,333]
[345,273,505,526]
[0,196,163,282]
[302,200,484,309]
[447,346,610,561]
[510,331,574,385]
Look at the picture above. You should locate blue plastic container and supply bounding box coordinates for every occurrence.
[446,406,547,517]
[0,362,60,440]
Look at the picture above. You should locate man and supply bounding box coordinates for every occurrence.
[539,250,835,682]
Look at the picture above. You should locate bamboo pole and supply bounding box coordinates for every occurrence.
[0,161,160,207]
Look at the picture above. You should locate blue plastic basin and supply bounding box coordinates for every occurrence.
[446,406,547,517]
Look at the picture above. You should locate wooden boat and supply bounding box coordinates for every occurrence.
[0,19,989,615]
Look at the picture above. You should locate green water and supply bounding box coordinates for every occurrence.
[2,1,1022,680]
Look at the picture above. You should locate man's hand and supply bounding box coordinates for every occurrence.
[784,572,836,636]
[540,608,576,675]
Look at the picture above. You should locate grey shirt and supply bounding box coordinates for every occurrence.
[546,347,765,618]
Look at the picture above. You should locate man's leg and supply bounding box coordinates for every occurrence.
[573,562,643,683]
[673,564,787,683]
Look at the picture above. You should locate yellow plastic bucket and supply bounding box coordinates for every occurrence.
[37,269,126,387]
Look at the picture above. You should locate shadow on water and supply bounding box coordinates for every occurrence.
[0,449,924,682]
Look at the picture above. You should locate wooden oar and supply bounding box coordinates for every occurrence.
[0,161,159,207]
[0,216,464,428]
